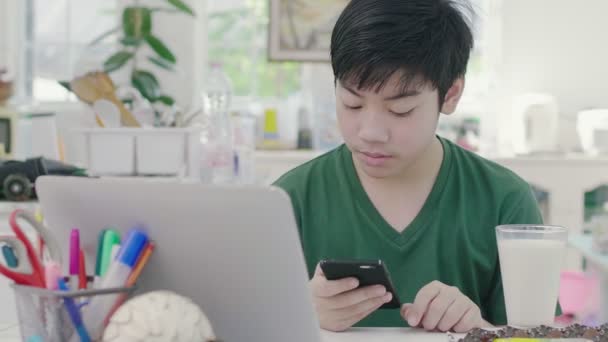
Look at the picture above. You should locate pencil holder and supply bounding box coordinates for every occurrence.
[11,283,135,342]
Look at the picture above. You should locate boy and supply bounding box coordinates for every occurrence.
[274,0,543,333]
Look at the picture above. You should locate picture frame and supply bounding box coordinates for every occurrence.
[268,0,348,62]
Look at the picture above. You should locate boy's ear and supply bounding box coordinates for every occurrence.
[440,78,465,115]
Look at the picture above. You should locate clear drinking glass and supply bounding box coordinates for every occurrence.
[496,224,568,327]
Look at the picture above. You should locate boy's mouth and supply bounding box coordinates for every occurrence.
[361,151,391,158]
[358,151,393,166]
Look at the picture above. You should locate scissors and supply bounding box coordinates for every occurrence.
[0,236,45,286]
[0,209,62,287]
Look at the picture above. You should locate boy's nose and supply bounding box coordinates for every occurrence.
[358,113,390,144]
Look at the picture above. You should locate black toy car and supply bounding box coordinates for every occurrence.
[0,157,86,201]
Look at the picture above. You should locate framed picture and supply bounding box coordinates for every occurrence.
[268,0,349,62]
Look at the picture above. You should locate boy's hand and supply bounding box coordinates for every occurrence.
[310,264,394,332]
[400,281,492,333]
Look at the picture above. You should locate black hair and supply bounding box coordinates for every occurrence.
[330,0,475,104]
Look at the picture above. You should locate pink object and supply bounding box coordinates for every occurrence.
[69,229,80,275]
[69,229,80,290]
[44,262,61,290]
[559,271,599,315]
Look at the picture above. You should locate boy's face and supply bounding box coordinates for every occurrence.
[336,72,463,180]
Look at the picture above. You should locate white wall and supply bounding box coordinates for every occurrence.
[488,0,608,154]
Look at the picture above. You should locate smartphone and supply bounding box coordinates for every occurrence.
[319,259,401,309]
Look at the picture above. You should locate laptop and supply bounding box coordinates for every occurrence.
[35,176,322,342]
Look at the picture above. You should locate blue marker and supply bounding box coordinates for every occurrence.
[57,278,91,342]
[2,245,18,268]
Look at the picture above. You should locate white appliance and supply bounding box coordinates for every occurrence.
[15,112,60,160]
[513,93,560,153]
[577,109,608,154]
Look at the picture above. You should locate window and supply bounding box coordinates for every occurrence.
[23,0,118,102]
[457,0,494,111]
[208,0,495,101]
[438,0,499,149]
[20,0,496,106]
[208,0,301,99]
[0,2,16,72]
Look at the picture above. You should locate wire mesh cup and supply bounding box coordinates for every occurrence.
[12,283,135,342]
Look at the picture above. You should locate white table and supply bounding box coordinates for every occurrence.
[0,325,458,342]
[321,328,459,341]
[569,234,608,322]
[0,323,20,341]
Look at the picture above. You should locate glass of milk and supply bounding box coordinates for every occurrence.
[496,225,568,327]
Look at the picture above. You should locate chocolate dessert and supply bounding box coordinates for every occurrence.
[458,324,608,342]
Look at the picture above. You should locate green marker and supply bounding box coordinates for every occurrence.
[99,229,121,278]
[93,229,107,287]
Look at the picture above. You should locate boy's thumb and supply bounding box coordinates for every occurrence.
[400,303,419,327]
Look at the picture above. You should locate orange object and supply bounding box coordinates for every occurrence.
[36,211,45,260]
[70,71,140,127]
[127,242,154,286]
[78,249,87,289]
[57,136,66,161]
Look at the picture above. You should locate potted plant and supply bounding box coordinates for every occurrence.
[70,0,202,179]
[95,0,194,107]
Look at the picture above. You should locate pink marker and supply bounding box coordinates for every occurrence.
[69,229,80,290]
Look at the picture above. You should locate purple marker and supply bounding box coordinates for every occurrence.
[69,229,80,290]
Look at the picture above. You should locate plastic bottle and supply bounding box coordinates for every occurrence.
[231,111,257,184]
[199,63,234,184]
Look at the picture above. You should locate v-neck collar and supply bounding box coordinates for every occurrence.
[341,136,453,248]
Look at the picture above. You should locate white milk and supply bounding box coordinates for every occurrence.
[498,239,566,327]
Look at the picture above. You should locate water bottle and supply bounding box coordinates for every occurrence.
[199,63,234,184]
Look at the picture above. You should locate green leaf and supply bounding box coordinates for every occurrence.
[103,51,134,73]
[123,7,152,38]
[156,95,175,106]
[166,0,195,16]
[131,70,160,102]
[145,35,176,64]
[88,26,120,46]
[149,8,180,14]
[147,55,175,71]
[120,37,142,46]
[58,81,72,92]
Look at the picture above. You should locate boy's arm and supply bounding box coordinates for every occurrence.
[483,186,545,325]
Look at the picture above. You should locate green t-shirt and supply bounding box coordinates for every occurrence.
[274,136,544,327]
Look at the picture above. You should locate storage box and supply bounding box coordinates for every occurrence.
[77,128,201,179]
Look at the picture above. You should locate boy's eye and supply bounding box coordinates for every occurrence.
[344,104,362,110]
[390,108,415,117]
